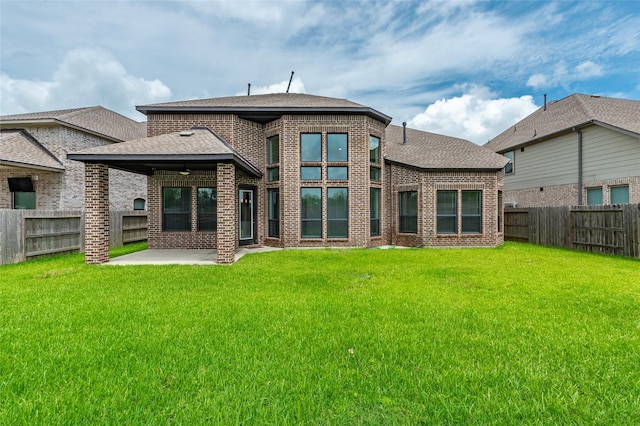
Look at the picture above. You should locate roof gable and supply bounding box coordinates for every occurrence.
[385,125,508,170]
[0,129,65,172]
[0,106,146,142]
[485,94,640,152]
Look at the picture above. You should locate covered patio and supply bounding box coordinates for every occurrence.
[104,246,280,265]
[68,127,263,265]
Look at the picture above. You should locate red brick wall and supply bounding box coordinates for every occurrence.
[144,111,504,254]
[388,165,504,247]
[84,163,110,263]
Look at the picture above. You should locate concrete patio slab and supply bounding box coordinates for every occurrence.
[104,246,280,265]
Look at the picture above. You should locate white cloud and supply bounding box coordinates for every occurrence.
[408,85,538,144]
[237,77,306,96]
[0,48,171,119]
[575,61,603,79]
[526,60,604,90]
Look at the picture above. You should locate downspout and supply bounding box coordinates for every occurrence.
[573,127,583,205]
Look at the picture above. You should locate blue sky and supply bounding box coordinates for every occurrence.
[1,0,639,144]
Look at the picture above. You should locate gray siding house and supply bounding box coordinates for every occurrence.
[485,94,640,207]
[1,107,148,210]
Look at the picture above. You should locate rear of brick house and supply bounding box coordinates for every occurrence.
[69,93,508,264]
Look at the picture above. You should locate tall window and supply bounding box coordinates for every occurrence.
[268,189,280,238]
[461,191,482,234]
[504,151,514,174]
[267,135,279,182]
[370,188,381,237]
[610,185,629,204]
[327,188,348,238]
[301,133,322,162]
[586,187,603,205]
[370,135,380,163]
[370,135,381,182]
[437,191,457,234]
[267,135,279,164]
[301,188,322,238]
[197,188,217,231]
[327,133,348,162]
[163,187,191,231]
[399,191,417,234]
[497,191,503,233]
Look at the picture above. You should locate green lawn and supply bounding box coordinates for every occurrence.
[1,242,639,424]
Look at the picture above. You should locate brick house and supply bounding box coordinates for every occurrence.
[485,94,640,207]
[68,93,508,264]
[1,106,147,210]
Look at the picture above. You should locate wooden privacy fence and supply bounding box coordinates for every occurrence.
[504,204,640,258]
[0,210,148,265]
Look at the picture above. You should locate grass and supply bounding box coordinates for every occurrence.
[1,242,639,424]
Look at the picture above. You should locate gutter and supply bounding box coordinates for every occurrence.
[573,127,583,205]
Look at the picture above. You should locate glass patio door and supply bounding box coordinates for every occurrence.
[239,189,254,243]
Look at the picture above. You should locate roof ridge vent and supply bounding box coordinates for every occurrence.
[180,131,194,137]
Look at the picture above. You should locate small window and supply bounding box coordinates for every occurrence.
[327,166,348,180]
[437,191,457,234]
[610,185,629,204]
[504,151,514,174]
[301,133,322,162]
[461,190,482,234]
[133,198,146,210]
[586,187,603,205]
[327,133,348,162]
[267,167,280,182]
[370,136,380,164]
[197,188,217,231]
[370,166,381,182]
[267,135,279,164]
[399,191,418,234]
[327,188,348,238]
[13,192,35,210]
[163,187,191,231]
[268,188,280,238]
[301,188,322,238]
[370,188,381,237]
[301,166,321,180]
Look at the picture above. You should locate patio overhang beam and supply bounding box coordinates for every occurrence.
[67,153,263,177]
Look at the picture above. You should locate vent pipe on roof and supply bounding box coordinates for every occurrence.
[402,122,407,145]
[286,71,294,93]
[544,93,547,111]
[247,83,251,96]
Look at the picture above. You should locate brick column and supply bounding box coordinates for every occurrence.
[85,163,110,264]
[216,163,236,264]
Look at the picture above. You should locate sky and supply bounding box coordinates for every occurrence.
[1,0,639,145]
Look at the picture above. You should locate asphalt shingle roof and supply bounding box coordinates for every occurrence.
[0,129,65,171]
[485,94,640,153]
[137,93,392,125]
[68,127,261,177]
[385,125,508,170]
[0,106,147,142]
[141,93,367,109]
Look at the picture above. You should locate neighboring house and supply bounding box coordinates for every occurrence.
[485,94,640,207]
[0,106,148,210]
[68,93,508,264]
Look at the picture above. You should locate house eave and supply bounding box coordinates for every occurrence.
[136,105,393,126]
[0,118,125,143]
[384,158,505,173]
[0,160,65,172]
[67,153,263,177]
